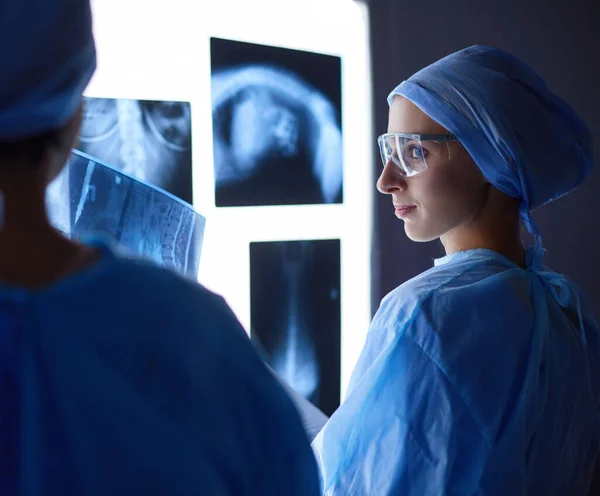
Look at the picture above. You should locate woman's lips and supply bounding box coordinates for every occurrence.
[394,205,417,218]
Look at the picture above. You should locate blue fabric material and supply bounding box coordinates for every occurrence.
[0,243,320,495]
[312,248,600,495]
[387,46,593,240]
[0,0,96,139]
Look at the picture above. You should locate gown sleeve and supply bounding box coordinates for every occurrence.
[312,326,490,495]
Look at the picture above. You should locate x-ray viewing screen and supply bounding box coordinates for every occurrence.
[78,97,193,204]
[211,37,343,208]
[46,150,205,278]
[250,239,341,416]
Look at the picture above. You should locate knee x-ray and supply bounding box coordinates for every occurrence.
[46,150,205,278]
[211,37,343,207]
[250,239,341,416]
[78,97,193,204]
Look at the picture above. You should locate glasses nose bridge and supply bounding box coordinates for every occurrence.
[379,134,410,174]
[386,156,408,177]
[378,136,388,166]
[379,134,398,164]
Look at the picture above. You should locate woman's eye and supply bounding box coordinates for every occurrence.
[409,145,423,160]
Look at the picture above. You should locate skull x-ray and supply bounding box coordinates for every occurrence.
[46,150,205,278]
[211,37,343,207]
[78,97,193,204]
[250,239,341,416]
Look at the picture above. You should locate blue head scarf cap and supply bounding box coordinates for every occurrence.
[387,45,593,242]
[0,0,96,140]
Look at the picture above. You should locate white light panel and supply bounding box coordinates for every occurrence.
[88,0,372,397]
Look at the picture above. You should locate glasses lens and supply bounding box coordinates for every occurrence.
[379,135,427,176]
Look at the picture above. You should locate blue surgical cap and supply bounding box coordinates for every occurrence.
[0,0,96,140]
[388,46,593,237]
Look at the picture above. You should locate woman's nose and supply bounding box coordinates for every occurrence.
[376,160,407,194]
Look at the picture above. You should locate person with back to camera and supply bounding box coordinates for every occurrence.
[312,45,600,495]
[0,1,320,494]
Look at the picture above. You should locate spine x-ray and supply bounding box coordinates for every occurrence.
[78,97,193,204]
[211,37,343,208]
[46,150,205,278]
[250,239,341,416]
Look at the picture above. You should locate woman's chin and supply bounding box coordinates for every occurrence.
[404,224,440,243]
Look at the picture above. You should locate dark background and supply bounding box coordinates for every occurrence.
[362,0,600,317]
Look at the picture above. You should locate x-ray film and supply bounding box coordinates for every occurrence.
[78,97,193,204]
[47,150,205,278]
[250,239,341,416]
[211,37,343,207]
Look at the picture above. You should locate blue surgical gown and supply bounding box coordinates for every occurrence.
[0,242,319,495]
[313,248,600,495]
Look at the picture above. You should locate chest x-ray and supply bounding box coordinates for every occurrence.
[211,37,343,207]
[250,239,341,417]
[46,150,205,278]
[78,97,193,204]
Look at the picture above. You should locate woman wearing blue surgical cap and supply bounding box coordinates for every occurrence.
[0,1,319,494]
[313,46,600,495]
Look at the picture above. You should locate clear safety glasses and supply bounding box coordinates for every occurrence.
[377,132,460,177]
